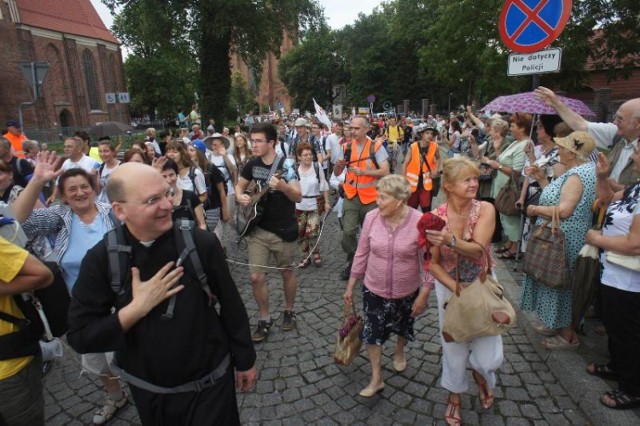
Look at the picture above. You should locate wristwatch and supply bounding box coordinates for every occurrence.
[448,235,457,248]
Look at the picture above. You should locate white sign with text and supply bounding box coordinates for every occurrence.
[508,48,562,76]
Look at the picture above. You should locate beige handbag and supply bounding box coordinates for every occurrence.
[334,302,363,366]
[442,243,516,343]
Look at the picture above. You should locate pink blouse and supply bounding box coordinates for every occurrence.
[350,208,429,299]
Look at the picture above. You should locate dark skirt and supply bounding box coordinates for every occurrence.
[361,286,419,345]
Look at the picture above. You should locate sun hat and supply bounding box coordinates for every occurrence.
[204,133,230,149]
[294,118,310,128]
[554,131,596,160]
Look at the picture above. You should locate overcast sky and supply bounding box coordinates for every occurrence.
[90,0,385,32]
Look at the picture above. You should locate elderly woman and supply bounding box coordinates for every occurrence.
[21,140,39,166]
[295,142,331,267]
[520,131,597,349]
[583,148,640,409]
[343,175,431,398]
[12,163,128,425]
[424,157,500,426]
[483,113,532,259]
[516,116,567,250]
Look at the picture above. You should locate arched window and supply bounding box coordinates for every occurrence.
[45,44,68,102]
[82,49,100,110]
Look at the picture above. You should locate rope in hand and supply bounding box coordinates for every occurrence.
[225,207,335,271]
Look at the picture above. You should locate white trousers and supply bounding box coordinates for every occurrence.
[435,280,504,393]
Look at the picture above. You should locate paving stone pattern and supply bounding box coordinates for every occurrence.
[44,213,594,425]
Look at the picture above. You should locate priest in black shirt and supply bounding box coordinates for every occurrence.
[67,162,256,425]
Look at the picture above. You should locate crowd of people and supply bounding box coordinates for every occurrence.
[1,85,639,425]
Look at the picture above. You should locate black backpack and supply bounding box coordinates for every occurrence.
[105,219,216,320]
[0,262,70,361]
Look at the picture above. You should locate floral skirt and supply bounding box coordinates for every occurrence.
[361,286,418,345]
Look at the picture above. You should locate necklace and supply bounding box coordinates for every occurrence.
[449,203,472,219]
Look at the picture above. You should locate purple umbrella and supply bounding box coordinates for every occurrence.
[482,92,595,116]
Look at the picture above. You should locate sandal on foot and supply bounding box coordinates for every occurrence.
[600,389,640,410]
[298,257,310,268]
[498,251,517,260]
[472,369,495,409]
[495,244,511,254]
[587,363,619,380]
[533,323,558,337]
[445,395,462,426]
[312,252,322,267]
[541,334,579,350]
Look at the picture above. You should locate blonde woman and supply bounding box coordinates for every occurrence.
[425,157,501,426]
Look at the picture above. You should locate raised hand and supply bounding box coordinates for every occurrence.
[33,150,63,183]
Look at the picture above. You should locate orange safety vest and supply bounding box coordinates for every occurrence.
[4,133,26,158]
[343,138,383,204]
[405,141,437,192]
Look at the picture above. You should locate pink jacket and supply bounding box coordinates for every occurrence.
[351,208,430,299]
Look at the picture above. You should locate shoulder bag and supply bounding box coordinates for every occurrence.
[494,171,520,216]
[334,301,363,366]
[606,252,640,271]
[441,242,516,343]
[522,206,570,289]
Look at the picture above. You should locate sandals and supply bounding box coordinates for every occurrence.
[298,257,311,268]
[497,251,517,260]
[445,394,462,426]
[494,244,511,254]
[600,389,640,410]
[541,334,579,350]
[587,363,619,380]
[472,370,495,409]
[312,252,322,267]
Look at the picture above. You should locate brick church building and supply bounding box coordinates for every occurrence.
[0,0,128,136]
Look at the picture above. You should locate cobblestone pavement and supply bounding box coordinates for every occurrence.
[42,209,639,425]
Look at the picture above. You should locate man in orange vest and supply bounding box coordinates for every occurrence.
[333,116,390,279]
[4,120,27,158]
[401,124,440,212]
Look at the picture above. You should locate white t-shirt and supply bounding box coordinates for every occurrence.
[295,163,329,211]
[206,151,236,195]
[97,161,120,203]
[61,154,100,173]
[327,133,341,165]
[177,167,207,195]
[600,182,640,292]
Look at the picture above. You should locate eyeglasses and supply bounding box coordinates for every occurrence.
[250,138,269,144]
[117,187,176,206]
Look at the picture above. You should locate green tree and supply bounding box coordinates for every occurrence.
[110,0,197,119]
[278,22,347,111]
[104,0,322,125]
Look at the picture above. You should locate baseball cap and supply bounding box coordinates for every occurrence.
[192,139,206,153]
[6,120,21,128]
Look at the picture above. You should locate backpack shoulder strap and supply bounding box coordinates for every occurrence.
[175,219,213,303]
[106,226,132,295]
[313,162,321,183]
[99,162,106,176]
[370,139,381,169]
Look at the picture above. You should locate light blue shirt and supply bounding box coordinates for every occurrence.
[60,213,109,291]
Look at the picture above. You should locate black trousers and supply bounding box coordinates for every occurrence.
[601,284,640,396]
[129,368,240,426]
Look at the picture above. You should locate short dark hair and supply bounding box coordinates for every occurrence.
[250,122,277,146]
[98,140,115,151]
[162,158,179,174]
[58,168,96,196]
[74,131,90,143]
